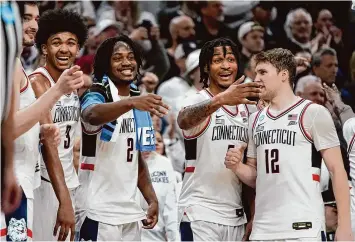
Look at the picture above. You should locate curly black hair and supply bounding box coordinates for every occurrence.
[17,1,38,19]
[93,35,143,82]
[199,37,241,88]
[35,9,87,54]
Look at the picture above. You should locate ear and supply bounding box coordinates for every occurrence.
[41,45,47,55]
[281,70,288,82]
[296,91,302,96]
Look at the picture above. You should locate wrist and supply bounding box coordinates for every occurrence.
[212,93,224,108]
[127,97,137,109]
[51,85,64,99]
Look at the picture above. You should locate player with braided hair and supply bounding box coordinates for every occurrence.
[177,37,261,241]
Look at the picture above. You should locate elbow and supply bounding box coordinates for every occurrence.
[177,114,187,130]
[83,107,102,126]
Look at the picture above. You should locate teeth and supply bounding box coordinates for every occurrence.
[57,57,69,61]
[121,70,132,75]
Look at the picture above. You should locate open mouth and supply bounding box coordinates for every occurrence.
[219,73,232,80]
[56,56,70,64]
[120,68,134,76]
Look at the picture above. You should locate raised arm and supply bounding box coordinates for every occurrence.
[178,77,261,130]
[82,93,169,126]
[30,75,75,241]
[14,65,84,138]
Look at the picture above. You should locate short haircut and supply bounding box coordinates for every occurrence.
[93,35,143,82]
[199,37,241,88]
[35,9,88,54]
[294,75,321,94]
[17,1,38,18]
[254,48,296,86]
[284,8,312,40]
[311,48,337,67]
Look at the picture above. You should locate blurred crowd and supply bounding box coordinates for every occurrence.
[17,1,355,240]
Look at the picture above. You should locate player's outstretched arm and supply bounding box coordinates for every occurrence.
[82,93,169,126]
[322,147,354,240]
[31,75,75,241]
[14,65,84,139]
[225,152,257,188]
[177,76,261,130]
[137,152,159,229]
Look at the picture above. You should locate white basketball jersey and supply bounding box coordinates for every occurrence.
[14,70,40,199]
[179,89,249,226]
[82,101,145,225]
[250,99,325,240]
[343,118,355,189]
[30,67,79,189]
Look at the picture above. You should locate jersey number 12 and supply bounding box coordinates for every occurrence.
[265,149,279,173]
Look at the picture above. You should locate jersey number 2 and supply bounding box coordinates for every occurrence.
[265,149,279,173]
[127,138,134,162]
[64,125,71,149]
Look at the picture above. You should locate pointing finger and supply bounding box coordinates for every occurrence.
[233,75,245,85]
[66,65,81,76]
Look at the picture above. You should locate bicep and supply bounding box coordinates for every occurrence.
[12,59,22,112]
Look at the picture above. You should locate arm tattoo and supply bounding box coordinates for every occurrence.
[178,99,219,130]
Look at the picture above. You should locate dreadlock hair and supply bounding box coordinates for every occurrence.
[17,1,38,18]
[199,37,241,88]
[93,35,143,82]
[35,9,88,54]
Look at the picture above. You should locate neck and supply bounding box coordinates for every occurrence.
[208,81,227,96]
[242,47,252,58]
[269,87,298,111]
[113,79,131,96]
[203,16,219,32]
[170,41,178,52]
[44,63,62,82]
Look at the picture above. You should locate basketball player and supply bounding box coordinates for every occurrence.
[0,2,86,241]
[29,9,88,241]
[78,35,169,241]
[176,37,261,241]
[1,0,23,215]
[343,117,355,234]
[225,48,354,240]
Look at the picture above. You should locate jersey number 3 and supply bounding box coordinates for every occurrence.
[64,125,71,149]
[265,149,279,174]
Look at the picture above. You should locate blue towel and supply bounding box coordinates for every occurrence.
[80,75,155,151]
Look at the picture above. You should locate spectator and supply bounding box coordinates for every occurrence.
[158,1,200,45]
[284,8,322,54]
[137,72,159,95]
[96,1,157,35]
[139,131,179,242]
[312,48,338,86]
[195,1,236,47]
[294,75,324,104]
[238,21,265,74]
[76,26,99,75]
[163,15,196,82]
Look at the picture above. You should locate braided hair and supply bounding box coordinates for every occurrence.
[199,38,241,88]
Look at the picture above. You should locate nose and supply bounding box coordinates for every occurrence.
[122,57,131,66]
[221,60,230,69]
[190,28,196,36]
[30,19,38,32]
[59,43,69,53]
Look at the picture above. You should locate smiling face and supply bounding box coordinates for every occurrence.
[22,4,39,47]
[110,41,138,83]
[42,32,79,71]
[208,46,238,89]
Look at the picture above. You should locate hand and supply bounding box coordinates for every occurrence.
[168,112,176,140]
[54,200,75,241]
[322,82,342,105]
[56,65,84,95]
[40,124,61,147]
[131,93,170,117]
[335,225,354,241]
[150,26,160,40]
[142,201,158,229]
[242,220,253,241]
[218,76,261,106]
[224,144,247,172]
[294,56,310,75]
[1,170,22,214]
[257,99,268,110]
[330,25,342,44]
[325,205,338,231]
[142,72,159,93]
[129,27,148,41]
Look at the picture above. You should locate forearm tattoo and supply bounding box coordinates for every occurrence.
[178,99,217,130]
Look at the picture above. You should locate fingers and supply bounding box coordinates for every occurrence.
[66,65,81,76]
[238,81,262,89]
[58,225,69,241]
[233,75,245,85]
[142,216,157,229]
[53,222,60,237]
[70,225,75,241]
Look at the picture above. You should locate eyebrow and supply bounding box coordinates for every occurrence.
[213,51,234,56]
[256,68,267,73]
[112,51,134,56]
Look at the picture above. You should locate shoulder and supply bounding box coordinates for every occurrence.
[28,72,51,94]
[343,117,355,141]
[302,102,331,120]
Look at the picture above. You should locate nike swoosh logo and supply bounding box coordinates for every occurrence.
[216,115,224,118]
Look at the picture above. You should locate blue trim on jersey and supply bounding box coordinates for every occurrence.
[79,217,98,241]
[80,92,105,111]
[5,190,29,241]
